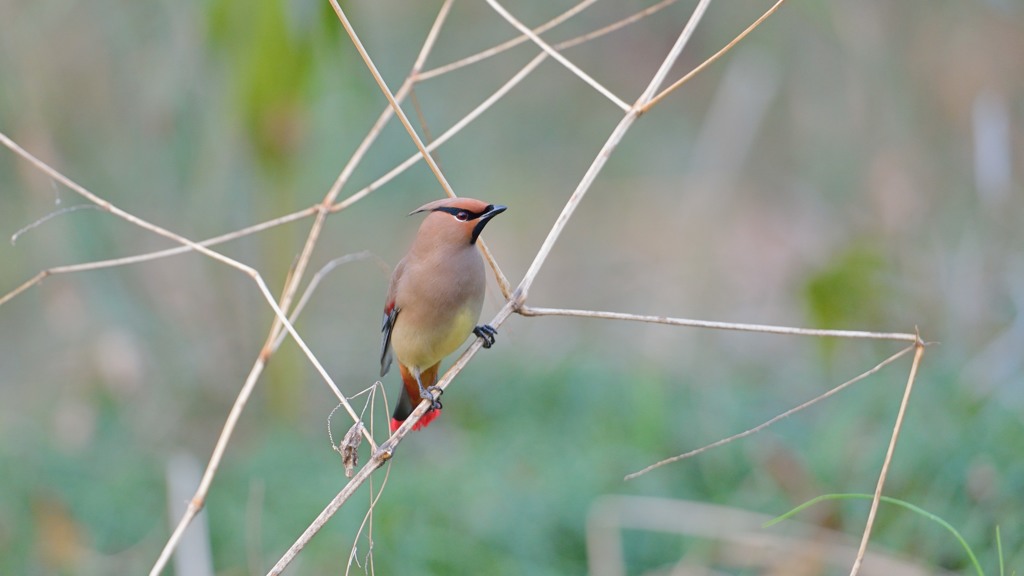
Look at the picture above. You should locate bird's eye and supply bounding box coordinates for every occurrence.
[455,210,470,221]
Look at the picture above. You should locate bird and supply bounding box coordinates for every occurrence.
[380,197,506,432]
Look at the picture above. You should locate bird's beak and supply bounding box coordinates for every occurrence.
[471,204,506,244]
[481,204,507,222]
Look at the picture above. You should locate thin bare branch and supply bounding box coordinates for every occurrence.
[315,0,452,215]
[328,0,455,200]
[417,0,601,81]
[642,0,788,112]
[624,345,917,481]
[410,0,453,74]
[478,239,512,300]
[484,0,631,111]
[635,0,712,105]
[0,270,47,308]
[513,110,627,303]
[556,0,679,51]
[409,87,437,158]
[849,342,926,575]
[1,131,244,272]
[154,356,268,576]
[10,203,102,245]
[513,0,712,304]
[0,206,317,309]
[520,305,921,343]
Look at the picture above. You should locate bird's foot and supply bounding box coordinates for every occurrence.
[473,324,498,348]
[420,385,444,410]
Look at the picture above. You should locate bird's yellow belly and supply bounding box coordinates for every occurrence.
[392,305,477,371]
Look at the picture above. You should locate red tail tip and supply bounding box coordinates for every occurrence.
[390,409,441,433]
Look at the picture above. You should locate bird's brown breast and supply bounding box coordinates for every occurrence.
[390,246,485,371]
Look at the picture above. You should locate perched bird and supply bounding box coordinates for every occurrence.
[380,197,506,432]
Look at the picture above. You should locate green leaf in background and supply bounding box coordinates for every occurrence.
[207,0,314,168]
[804,244,888,357]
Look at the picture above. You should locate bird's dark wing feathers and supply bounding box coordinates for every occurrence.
[380,305,399,377]
[380,258,405,377]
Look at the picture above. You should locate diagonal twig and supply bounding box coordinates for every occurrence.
[0,205,318,309]
[512,0,713,304]
[849,341,926,575]
[624,344,917,480]
[328,0,454,201]
[484,0,631,111]
[641,0,788,112]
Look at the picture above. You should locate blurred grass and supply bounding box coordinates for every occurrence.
[2,0,1023,574]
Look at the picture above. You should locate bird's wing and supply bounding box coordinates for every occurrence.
[380,259,405,377]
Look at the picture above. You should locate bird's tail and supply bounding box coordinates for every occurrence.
[390,363,441,432]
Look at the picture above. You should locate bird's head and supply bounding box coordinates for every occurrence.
[410,197,506,245]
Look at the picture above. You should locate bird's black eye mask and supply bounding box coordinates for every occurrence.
[432,205,492,221]
[431,204,505,244]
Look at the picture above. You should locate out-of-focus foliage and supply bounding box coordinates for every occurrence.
[206,0,336,166]
[805,246,888,330]
[1,0,1023,574]
[804,244,889,358]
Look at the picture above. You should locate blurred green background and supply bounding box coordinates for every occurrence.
[2,0,1022,574]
